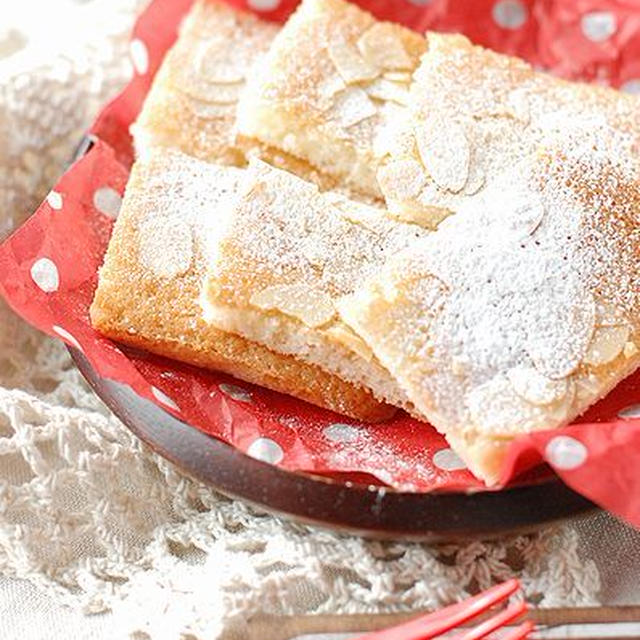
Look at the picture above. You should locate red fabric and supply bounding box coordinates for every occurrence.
[2,0,640,524]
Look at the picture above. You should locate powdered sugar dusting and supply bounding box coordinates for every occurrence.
[377,32,640,229]
[341,114,640,476]
[211,159,428,306]
[134,150,244,279]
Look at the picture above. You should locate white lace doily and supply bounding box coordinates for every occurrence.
[0,1,616,638]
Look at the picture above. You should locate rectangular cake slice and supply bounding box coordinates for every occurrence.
[90,148,396,422]
[235,0,426,199]
[131,0,278,166]
[339,136,640,483]
[376,31,640,229]
[202,159,429,413]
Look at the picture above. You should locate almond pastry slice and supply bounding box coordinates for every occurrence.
[235,0,426,200]
[339,144,640,484]
[131,0,278,167]
[377,31,640,229]
[202,159,429,413]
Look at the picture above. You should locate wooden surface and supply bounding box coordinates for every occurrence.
[249,607,640,639]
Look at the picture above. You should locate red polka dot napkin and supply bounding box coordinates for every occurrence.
[1,0,640,527]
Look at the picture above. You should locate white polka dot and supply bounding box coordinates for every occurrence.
[30,258,59,293]
[581,11,617,42]
[46,191,63,210]
[433,448,467,471]
[151,386,179,411]
[545,435,588,470]
[621,79,640,95]
[52,325,81,350]
[219,383,252,403]
[324,423,361,443]
[93,187,122,218]
[130,38,149,75]
[247,437,284,464]
[247,0,280,9]
[619,404,640,419]
[407,0,432,4]
[492,0,527,30]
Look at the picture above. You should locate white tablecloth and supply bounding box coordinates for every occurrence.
[1,2,639,639]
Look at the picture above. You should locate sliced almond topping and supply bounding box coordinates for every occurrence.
[365,78,410,105]
[624,341,638,359]
[408,197,452,229]
[383,70,413,84]
[250,284,335,328]
[377,159,427,202]
[526,289,596,380]
[356,24,413,71]
[595,301,626,327]
[186,100,234,120]
[372,119,414,159]
[466,374,553,435]
[328,37,379,84]
[330,87,377,129]
[507,366,569,406]
[463,162,486,195]
[318,74,347,101]
[196,42,245,84]
[414,118,470,193]
[138,215,193,279]
[180,79,243,105]
[325,322,373,362]
[583,324,630,366]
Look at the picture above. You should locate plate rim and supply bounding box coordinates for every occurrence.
[69,347,598,540]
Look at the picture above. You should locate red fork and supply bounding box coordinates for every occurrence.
[351,579,533,640]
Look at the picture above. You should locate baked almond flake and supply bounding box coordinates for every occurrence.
[329,87,377,129]
[195,43,246,83]
[624,341,639,359]
[383,70,413,83]
[250,284,336,328]
[595,301,627,327]
[365,78,410,105]
[526,290,596,380]
[376,159,427,202]
[507,366,569,406]
[328,37,379,84]
[414,118,470,193]
[583,324,630,366]
[356,23,413,71]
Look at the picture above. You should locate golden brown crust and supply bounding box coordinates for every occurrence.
[131,0,278,166]
[91,151,395,422]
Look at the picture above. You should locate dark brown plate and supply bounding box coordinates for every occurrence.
[70,347,598,540]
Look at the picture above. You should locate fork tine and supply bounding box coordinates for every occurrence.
[501,620,536,640]
[349,579,521,640]
[448,601,528,640]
